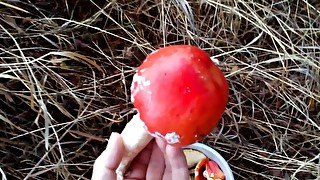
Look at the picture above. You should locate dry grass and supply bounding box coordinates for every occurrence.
[0,0,319,179]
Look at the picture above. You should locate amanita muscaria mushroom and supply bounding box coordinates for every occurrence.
[116,45,229,178]
[195,158,225,180]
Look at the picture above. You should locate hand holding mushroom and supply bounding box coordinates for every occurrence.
[91,133,189,180]
[117,45,229,178]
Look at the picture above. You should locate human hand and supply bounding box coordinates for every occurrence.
[92,132,189,180]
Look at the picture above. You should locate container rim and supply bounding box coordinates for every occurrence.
[184,142,235,180]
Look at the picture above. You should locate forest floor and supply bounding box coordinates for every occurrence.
[0,1,319,179]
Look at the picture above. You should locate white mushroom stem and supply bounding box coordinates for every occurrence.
[116,114,153,179]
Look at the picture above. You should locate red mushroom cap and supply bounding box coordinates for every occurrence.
[131,45,229,147]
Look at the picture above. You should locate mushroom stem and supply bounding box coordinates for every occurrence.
[116,113,153,179]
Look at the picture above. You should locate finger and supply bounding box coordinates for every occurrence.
[146,141,165,180]
[166,145,189,180]
[155,137,167,153]
[91,132,124,180]
[125,140,154,179]
[155,137,172,180]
